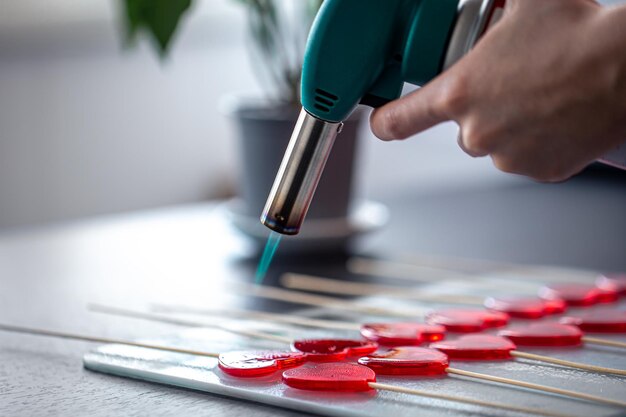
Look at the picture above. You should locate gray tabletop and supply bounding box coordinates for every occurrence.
[1,167,625,417]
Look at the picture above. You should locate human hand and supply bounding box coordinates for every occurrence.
[370,0,626,181]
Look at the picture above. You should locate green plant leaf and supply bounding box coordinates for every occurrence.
[123,0,193,56]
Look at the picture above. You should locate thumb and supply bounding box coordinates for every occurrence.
[370,72,464,141]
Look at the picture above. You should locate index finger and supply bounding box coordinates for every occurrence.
[369,70,465,140]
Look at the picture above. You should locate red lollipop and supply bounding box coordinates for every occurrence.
[541,298,568,315]
[426,309,509,332]
[499,323,583,347]
[360,322,446,346]
[596,288,621,303]
[291,339,378,362]
[484,297,566,317]
[358,347,449,375]
[538,283,618,306]
[596,274,626,295]
[355,346,624,408]
[430,335,516,360]
[283,362,376,391]
[282,361,622,411]
[484,297,548,319]
[560,309,626,333]
[430,331,626,375]
[218,351,307,377]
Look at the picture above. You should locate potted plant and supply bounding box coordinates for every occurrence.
[121,0,373,251]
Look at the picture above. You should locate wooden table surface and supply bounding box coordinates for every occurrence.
[1,168,625,416]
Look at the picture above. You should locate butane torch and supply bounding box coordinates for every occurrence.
[261,0,505,235]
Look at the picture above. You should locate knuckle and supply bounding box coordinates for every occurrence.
[460,124,492,157]
[492,154,520,174]
[438,73,470,116]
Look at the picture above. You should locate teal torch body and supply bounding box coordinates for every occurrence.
[261,0,504,235]
[301,0,459,122]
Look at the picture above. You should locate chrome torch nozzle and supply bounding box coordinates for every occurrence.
[261,108,343,235]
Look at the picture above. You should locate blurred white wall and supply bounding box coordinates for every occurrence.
[0,1,259,229]
[0,0,622,230]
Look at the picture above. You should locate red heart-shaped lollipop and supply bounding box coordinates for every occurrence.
[360,322,446,346]
[541,298,568,315]
[595,287,620,303]
[430,335,516,360]
[426,309,509,332]
[291,339,378,362]
[538,283,616,306]
[218,351,307,377]
[560,309,626,333]
[282,363,376,392]
[484,297,548,319]
[596,274,626,295]
[499,323,583,346]
[358,347,449,375]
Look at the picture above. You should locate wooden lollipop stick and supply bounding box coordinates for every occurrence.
[445,368,626,407]
[396,253,599,283]
[281,272,484,305]
[0,323,219,358]
[510,351,626,376]
[399,252,594,278]
[89,304,293,344]
[348,257,540,290]
[581,336,626,349]
[152,303,361,331]
[394,253,519,273]
[368,382,574,417]
[94,304,366,345]
[350,256,596,288]
[348,256,480,282]
[229,282,428,318]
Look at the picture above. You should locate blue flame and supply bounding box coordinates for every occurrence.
[255,231,282,284]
